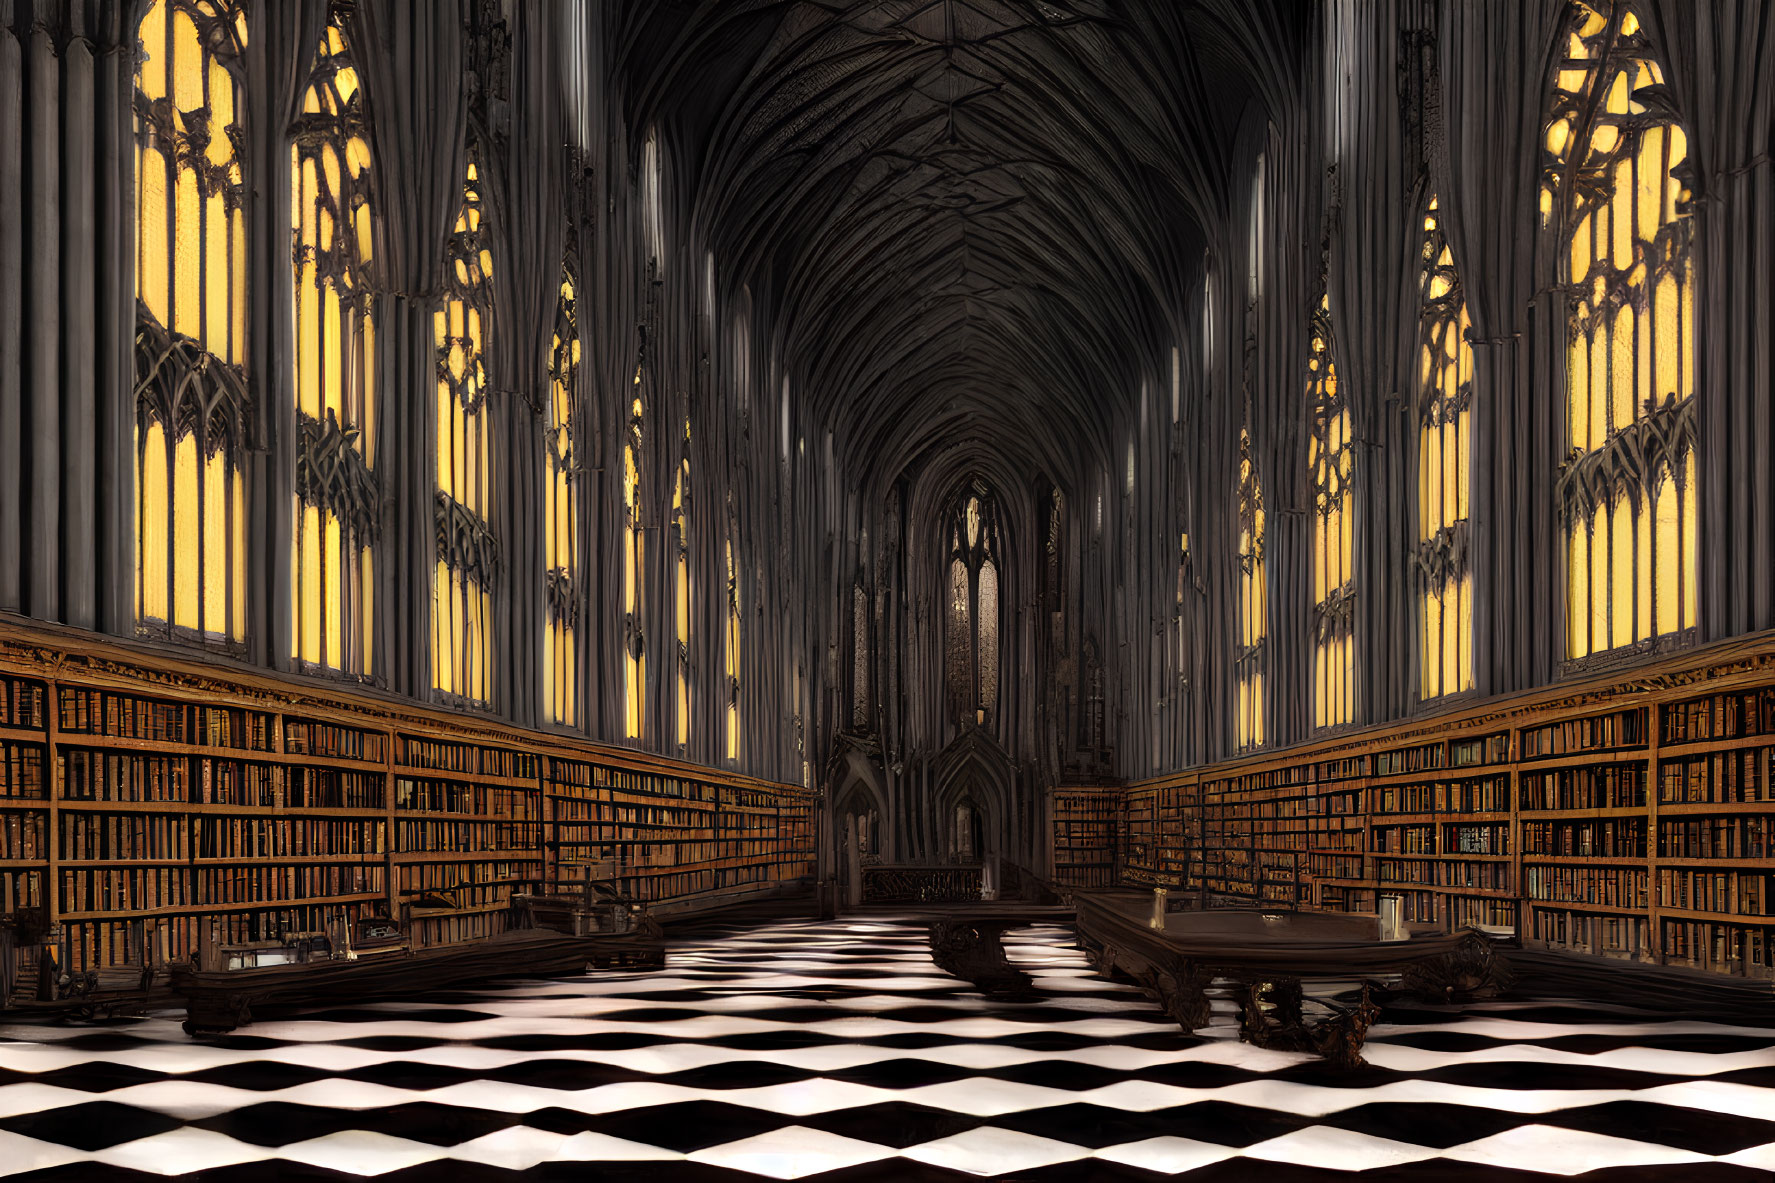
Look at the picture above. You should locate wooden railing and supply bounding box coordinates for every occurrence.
[0,615,816,973]
[1051,631,1775,980]
[860,864,983,903]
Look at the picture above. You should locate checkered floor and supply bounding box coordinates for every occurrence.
[2,912,1774,1180]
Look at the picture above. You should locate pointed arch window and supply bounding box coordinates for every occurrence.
[432,158,495,705]
[291,13,376,677]
[545,264,581,726]
[673,445,690,748]
[946,481,1002,726]
[1235,427,1266,749]
[134,0,249,646]
[1416,196,1473,699]
[622,386,645,739]
[724,534,742,761]
[1308,297,1355,730]
[852,581,871,728]
[641,128,664,271]
[1545,0,1696,663]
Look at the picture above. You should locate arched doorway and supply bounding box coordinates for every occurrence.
[949,795,985,864]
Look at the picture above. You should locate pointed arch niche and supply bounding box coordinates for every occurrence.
[943,479,1004,729]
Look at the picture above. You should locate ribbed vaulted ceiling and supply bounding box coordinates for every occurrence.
[614,0,1302,498]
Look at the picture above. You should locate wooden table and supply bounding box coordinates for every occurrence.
[868,903,1077,994]
[1073,890,1500,1067]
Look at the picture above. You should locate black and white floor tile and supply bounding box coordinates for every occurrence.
[2,913,1774,1180]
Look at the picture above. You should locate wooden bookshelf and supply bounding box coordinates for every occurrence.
[1059,631,1775,981]
[0,615,817,977]
[1049,787,1123,889]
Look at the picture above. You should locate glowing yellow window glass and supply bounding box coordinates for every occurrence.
[1545,0,1696,662]
[945,480,1001,726]
[291,16,376,677]
[673,453,690,747]
[1416,195,1474,699]
[1308,298,1355,730]
[134,0,249,645]
[1235,427,1266,749]
[623,386,645,739]
[432,158,495,704]
[724,537,741,761]
[545,266,580,726]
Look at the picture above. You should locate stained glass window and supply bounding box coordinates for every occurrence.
[291,14,375,677]
[1235,427,1266,749]
[1545,0,1696,661]
[1308,297,1355,730]
[433,158,495,704]
[1416,196,1473,699]
[623,387,645,739]
[134,0,249,645]
[545,266,580,726]
[724,536,741,760]
[945,482,1001,725]
[673,448,690,747]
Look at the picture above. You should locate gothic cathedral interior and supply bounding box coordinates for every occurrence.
[2,2,1775,1180]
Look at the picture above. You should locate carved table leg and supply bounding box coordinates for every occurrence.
[1266,976,1305,1028]
[1310,982,1380,1070]
[928,921,1032,995]
[1235,976,1379,1068]
[1147,957,1213,1032]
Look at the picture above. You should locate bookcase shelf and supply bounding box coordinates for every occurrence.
[1048,633,1775,979]
[0,618,817,976]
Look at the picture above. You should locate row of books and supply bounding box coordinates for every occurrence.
[1661,919,1775,973]
[1521,818,1647,857]
[59,750,284,807]
[59,750,191,802]
[1533,909,1648,957]
[1658,750,1772,804]
[1520,764,1648,810]
[394,820,540,853]
[396,737,539,780]
[1520,707,1647,759]
[1371,859,1510,891]
[1449,896,1517,928]
[1658,869,1770,916]
[59,689,274,751]
[1524,865,1649,909]
[0,868,42,911]
[1370,824,1436,853]
[0,742,45,798]
[1373,741,1447,776]
[284,719,387,763]
[1661,690,1775,745]
[287,767,386,810]
[59,866,193,912]
[1450,733,1512,767]
[1660,815,1771,860]
[61,906,351,973]
[1445,822,1511,855]
[59,811,190,861]
[1308,852,1364,879]
[0,677,46,730]
[1375,858,1436,885]
[394,779,539,817]
[192,817,387,860]
[1,813,45,860]
[186,864,381,908]
[395,860,532,898]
